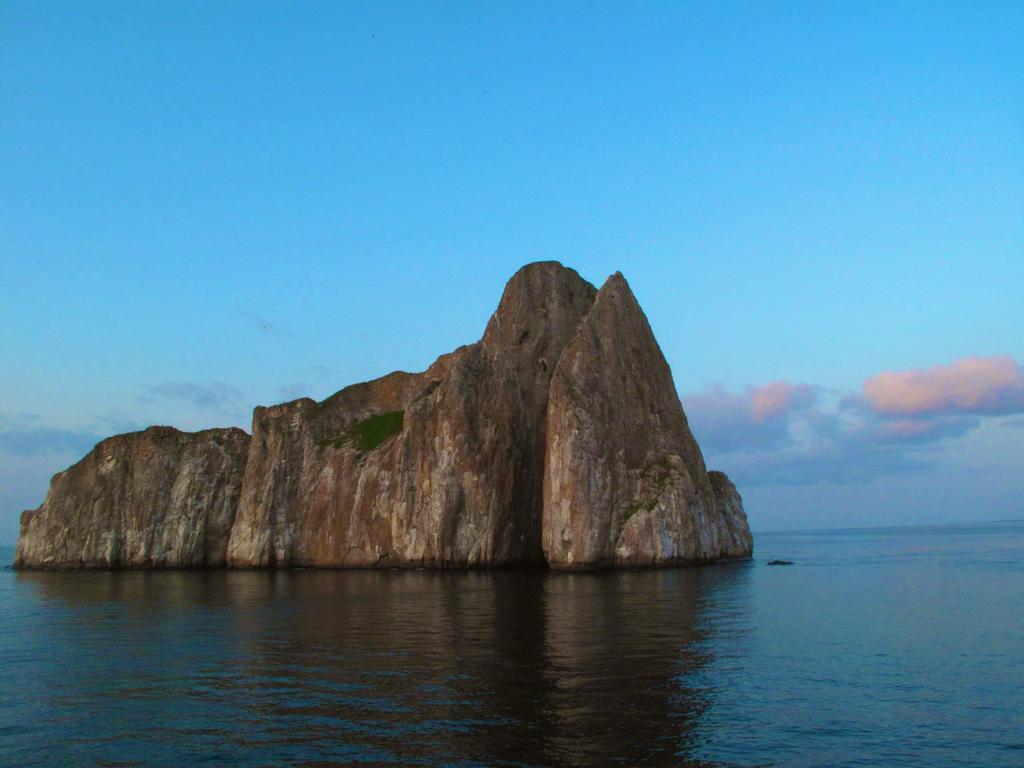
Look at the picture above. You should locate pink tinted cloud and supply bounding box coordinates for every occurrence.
[682,381,818,452]
[862,356,1024,417]
[749,382,817,422]
[686,355,1023,486]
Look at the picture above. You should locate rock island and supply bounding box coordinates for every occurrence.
[14,263,752,570]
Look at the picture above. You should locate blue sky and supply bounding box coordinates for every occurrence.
[2,2,1022,542]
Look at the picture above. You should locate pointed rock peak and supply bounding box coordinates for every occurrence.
[482,261,597,352]
[543,266,722,568]
[592,270,641,310]
[568,269,657,352]
[602,270,628,288]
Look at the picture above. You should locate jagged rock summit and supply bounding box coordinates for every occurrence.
[14,262,752,570]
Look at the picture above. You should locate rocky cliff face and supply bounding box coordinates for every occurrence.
[14,262,752,570]
[708,471,754,558]
[224,263,597,568]
[14,426,249,569]
[542,273,724,568]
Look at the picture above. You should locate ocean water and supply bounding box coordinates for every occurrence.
[1,522,1021,767]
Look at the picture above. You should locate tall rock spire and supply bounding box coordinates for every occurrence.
[542,272,739,567]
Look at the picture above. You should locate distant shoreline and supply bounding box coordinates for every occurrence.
[752,518,1024,536]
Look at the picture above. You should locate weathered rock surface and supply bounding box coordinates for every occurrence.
[542,273,740,567]
[708,470,754,558]
[14,426,249,569]
[14,262,752,570]
[224,263,598,568]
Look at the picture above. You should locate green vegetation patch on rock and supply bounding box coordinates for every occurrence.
[317,410,405,452]
[618,456,676,527]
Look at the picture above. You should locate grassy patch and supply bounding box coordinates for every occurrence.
[317,410,404,452]
[619,457,675,526]
[349,411,405,451]
[621,497,658,525]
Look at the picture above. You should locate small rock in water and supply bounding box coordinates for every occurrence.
[767,560,794,566]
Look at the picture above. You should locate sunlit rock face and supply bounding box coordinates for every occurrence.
[541,273,737,568]
[225,262,597,568]
[14,427,249,569]
[14,262,752,570]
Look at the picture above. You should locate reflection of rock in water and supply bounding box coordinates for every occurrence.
[14,566,751,766]
[539,570,714,766]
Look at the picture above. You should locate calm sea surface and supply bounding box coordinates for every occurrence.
[1,522,1021,767]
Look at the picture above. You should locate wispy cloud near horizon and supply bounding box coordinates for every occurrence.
[682,382,819,452]
[685,355,1024,487]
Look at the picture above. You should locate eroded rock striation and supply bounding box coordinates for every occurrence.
[544,273,733,567]
[15,427,249,569]
[14,262,752,570]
